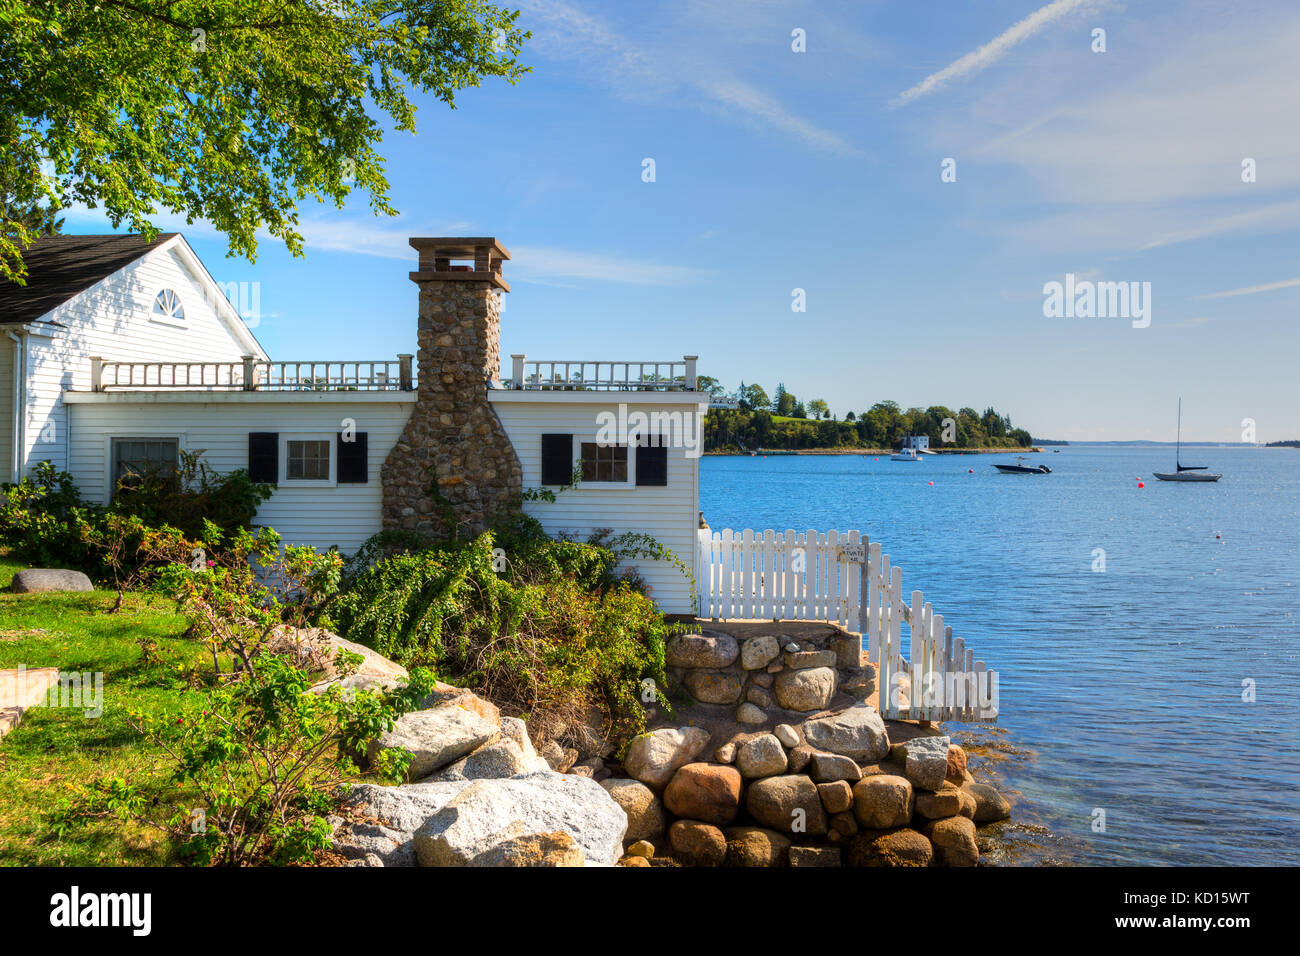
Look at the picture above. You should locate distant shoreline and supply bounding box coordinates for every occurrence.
[705,446,1044,456]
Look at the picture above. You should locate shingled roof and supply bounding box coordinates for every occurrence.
[0,233,178,326]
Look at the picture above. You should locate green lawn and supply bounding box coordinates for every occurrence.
[0,553,205,865]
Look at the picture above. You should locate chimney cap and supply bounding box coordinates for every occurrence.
[409,237,510,290]
[409,237,511,260]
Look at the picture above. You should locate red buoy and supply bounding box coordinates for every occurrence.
[1137,481,1145,488]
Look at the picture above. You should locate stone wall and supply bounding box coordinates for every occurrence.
[381,239,522,538]
[664,623,874,725]
[593,625,1012,866]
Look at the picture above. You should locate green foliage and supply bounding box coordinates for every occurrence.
[44,520,431,866]
[68,653,435,866]
[155,523,343,678]
[704,400,1034,451]
[0,459,271,587]
[0,462,97,569]
[111,450,273,539]
[735,381,770,411]
[331,528,672,745]
[1,161,62,238]
[0,0,529,282]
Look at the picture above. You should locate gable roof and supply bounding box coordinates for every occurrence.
[0,233,179,326]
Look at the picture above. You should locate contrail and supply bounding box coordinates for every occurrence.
[893,0,1095,107]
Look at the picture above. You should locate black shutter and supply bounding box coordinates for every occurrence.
[337,432,368,483]
[541,433,573,485]
[636,434,668,486]
[248,433,278,483]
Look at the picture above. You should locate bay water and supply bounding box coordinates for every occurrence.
[699,446,1299,865]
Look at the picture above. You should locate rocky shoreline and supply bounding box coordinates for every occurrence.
[319,624,1014,867]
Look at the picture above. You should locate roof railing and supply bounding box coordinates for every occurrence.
[503,354,699,391]
[89,355,415,392]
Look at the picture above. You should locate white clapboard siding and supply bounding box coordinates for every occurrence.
[0,335,13,479]
[66,397,414,556]
[701,528,999,722]
[20,237,262,475]
[489,396,706,616]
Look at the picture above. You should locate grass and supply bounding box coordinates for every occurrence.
[0,551,206,866]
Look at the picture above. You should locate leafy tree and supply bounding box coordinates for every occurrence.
[2,166,63,239]
[772,383,797,417]
[982,407,1008,440]
[0,0,529,283]
[695,375,724,397]
[737,382,769,411]
[702,394,1030,451]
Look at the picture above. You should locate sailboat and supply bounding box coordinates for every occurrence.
[1153,399,1221,482]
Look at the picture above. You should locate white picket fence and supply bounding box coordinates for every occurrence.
[696,528,999,722]
[696,529,864,627]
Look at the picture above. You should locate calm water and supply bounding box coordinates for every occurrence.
[700,446,1300,866]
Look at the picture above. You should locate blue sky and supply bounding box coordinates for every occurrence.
[68,0,1300,441]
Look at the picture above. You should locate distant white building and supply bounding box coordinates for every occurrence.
[1,234,706,612]
[904,435,929,451]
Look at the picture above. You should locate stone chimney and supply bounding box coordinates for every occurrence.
[381,238,523,538]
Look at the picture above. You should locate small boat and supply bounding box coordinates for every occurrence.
[993,456,1051,475]
[892,436,930,460]
[1154,399,1221,482]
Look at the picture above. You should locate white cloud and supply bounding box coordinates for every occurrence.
[917,4,1300,255]
[510,245,707,285]
[517,0,857,153]
[702,79,856,154]
[1154,315,1214,329]
[893,0,1097,107]
[1136,200,1300,251]
[63,200,702,285]
[1195,277,1300,299]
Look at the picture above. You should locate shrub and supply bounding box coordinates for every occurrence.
[53,524,429,866]
[0,461,98,569]
[331,530,673,746]
[155,523,342,678]
[68,653,435,866]
[0,458,272,586]
[111,450,273,539]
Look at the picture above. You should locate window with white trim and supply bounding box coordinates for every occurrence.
[580,441,628,483]
[112,438,179,484]
[152,288,186,325]
[286,439,331,481]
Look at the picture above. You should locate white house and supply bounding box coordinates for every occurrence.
[1,234,707,613]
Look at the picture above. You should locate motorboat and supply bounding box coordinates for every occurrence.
[993,456,1051,475]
